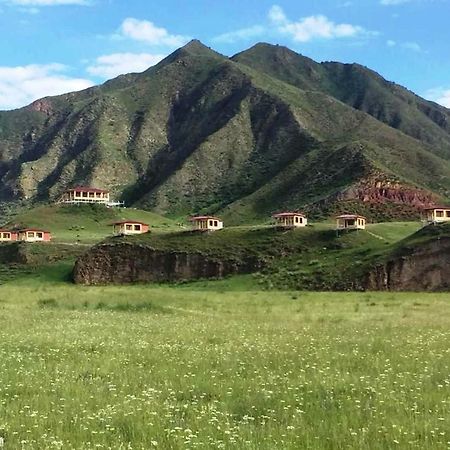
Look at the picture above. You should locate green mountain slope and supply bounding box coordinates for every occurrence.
[0,40,449,223]
[232,43,450,159]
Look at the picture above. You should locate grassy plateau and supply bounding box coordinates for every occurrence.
[0,205,449,448]
[0,280,449,449]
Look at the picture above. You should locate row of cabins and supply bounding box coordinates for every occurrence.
[4,207,448,243]
[190,213,366,231]
[0,229,51,242]
[189,206,450,232]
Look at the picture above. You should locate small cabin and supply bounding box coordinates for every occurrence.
[272,212,307,228]
[424,206,450,223]
[0,230,18,242]
[112,221,149,235]
[60,186,110,205]
[190,216,223,231]
[19,229,51,242]
[336,214,366,231]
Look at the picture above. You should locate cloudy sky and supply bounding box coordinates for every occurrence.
[0,0,449,110]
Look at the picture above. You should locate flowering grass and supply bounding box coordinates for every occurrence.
[0,283,449,449]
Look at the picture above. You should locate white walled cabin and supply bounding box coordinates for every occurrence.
[272,212,307,228]
[424,206,450,224]
[190,216,223,231]
[60,187,110,205]
[336,214,366,231]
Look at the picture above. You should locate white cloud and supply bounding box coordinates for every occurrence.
[387,39,423,52]
[402,41,421,52]
[425,87,450,108]
[87,52,166,79]
[0,63,93,110]
[380,0,412,4]
[4,0,89,5]
[119,18,190,47]
[268,5,368,42]
[213,25,265,44]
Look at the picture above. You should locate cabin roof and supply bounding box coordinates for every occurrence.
[272,212,306,218]
[112,220,149,226]
[189,216,222,221]
[0,229,16,233]
[19,228,51,233]
[67,186,109,193]
[423,205,450,211]
[336,214,366,220]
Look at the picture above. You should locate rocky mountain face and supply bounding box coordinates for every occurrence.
[73,241,263,285]
[1,40,450,222]
[365,235,450,291]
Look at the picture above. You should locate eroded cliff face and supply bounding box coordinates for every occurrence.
[339,173,438,208]
[73,242,264,285]
[365,238,450,291]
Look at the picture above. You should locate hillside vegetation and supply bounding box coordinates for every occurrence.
[0,41,449,222]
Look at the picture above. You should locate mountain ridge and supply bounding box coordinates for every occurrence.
[0,40,449,222]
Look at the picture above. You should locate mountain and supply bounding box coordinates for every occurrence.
[1,40,450,223]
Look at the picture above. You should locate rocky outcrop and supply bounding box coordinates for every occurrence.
[339,173,438,208]
[365,237,450,291]
[73,242,264,285]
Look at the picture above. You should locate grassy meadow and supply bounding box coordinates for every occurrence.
[0,278,449,449]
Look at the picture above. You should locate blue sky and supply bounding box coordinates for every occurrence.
[0,0,449,110]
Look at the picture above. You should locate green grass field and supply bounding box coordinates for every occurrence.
[4,204,181,244]
[0,280,449,449]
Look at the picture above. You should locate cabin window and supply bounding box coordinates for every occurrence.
[126,225,132,230]
[134,225,141,231]
[37,232,43,239]
[295,217,299,223]
[436,210,444,217]
[2,233,10,239]
[82,192,88,198]
[299,217,303,224]
[28,232,35,238]
[347,219,355,226]
[446,211,450,218]
[89,192,94,198]
[214,221,218,227]
[75,191,81,197]
[209,220,213,227]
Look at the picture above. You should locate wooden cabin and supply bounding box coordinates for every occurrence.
[272,212,307,228]
[424,206,450,224]
[0,230,18,242]
[19,229,51,242]
[190,216,223,231]
[112,221,149,235]
[60,187,110,205]
[336,214,366,231]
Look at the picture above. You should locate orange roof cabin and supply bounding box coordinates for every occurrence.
[19,229,51,242]
[112,221,149,236]
[336,214,366,231]
[0,230,19,242]
[424,206,450,224]
[60,186,110,205]
[272,212,307,228]
[190,216,223,231]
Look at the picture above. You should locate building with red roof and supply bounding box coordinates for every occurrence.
[0,229,19,242]
[189,216,223,231]
[60,186,111,205]
[112,220,149,235]
[423,206,450,224]
[19,229,51,242]
[336,214,366,231]
[272,212,307,228]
